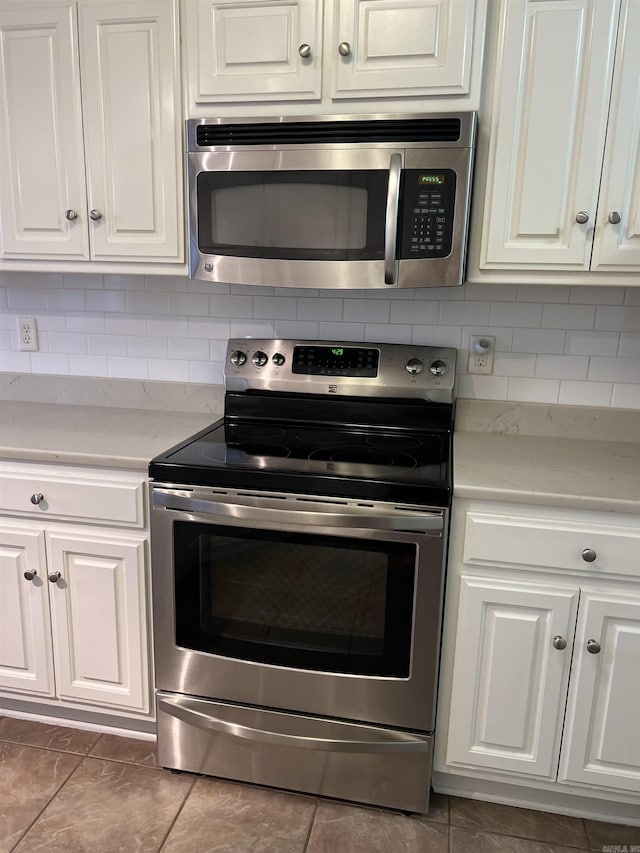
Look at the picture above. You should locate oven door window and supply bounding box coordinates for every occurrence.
[196,171,387,261]
[173,522,415,677]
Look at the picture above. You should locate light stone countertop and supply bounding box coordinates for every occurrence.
[0,400,218,470]
[454,400,640,515]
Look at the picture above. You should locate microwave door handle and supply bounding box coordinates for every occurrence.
[384,152,402,285]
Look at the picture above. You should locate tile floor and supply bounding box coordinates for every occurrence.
[1,715,638,853]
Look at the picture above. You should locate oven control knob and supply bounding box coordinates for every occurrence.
[429,360,448,377]
[252,351,268,367]
[405,358,424,375]
[230,350,247,367]
[272,352,285,366]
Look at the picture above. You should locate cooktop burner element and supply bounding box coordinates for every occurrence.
[150,339,456,506]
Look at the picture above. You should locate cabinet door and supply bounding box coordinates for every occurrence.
[331,0,476,99]
[186,0,322,102]
[46,528,150,713]
[559,590,640,793]
[0,2,89,258]
[445,576,578,778]
[480,0,620,269]
[77,0,183,261]
[591,0,640,270]
[0,524,54,697]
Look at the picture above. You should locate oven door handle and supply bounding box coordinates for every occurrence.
[152,490,443,533]
[384,152,402,285]
[158,695,429,753]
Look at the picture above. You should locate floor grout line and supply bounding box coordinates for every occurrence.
[156,772,200,852]
[302,799,319,853]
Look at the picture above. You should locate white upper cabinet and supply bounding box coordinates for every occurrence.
[183,0,486,114]
[0,0,183,266]
[471,0,640,282]
[186,0,323,102]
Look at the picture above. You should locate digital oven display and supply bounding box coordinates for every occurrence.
[292,345,380,377]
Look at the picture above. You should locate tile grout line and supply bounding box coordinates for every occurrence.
[302,799,319,853]
[8,747,94,853]
[156,772,199,852]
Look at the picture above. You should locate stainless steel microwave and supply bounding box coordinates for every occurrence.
[186,113,476,290]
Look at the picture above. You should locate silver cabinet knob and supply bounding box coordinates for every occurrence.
[23,569,38,581]
[581,548,597,563]
[575,211,590,224]
[586,639,601,654]
[608,211,621,224]
[89,209,103,221]
[298,43,311,58]
[48,571,61,583]
[553,635,567,650]
[30,492,45,505]
[338,41,352,56]
[65,209,78,221]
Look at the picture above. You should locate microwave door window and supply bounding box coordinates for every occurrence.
[197,171,387,261]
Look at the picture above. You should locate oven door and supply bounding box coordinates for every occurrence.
[150,486,447,732]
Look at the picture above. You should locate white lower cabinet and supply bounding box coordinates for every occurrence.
[0,520,150,714]
[436,500,640,808]
[0,461,151,719]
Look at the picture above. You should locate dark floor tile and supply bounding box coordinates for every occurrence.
[451,826,590,853]
[584,819,640,850]
[89,733,158,767]
[0,742,80,853]
[450,796,588,848]
[161,777,316,852]
[0,716,100,755]
[14,757,194,853]
[306,801,449,853]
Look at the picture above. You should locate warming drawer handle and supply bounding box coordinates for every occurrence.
[158,696,429,754]
[384,152,402,285]
[152,491,443,533]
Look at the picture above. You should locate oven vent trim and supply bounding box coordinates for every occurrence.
[194,117,463,148]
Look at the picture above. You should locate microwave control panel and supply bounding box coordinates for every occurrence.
[398,169,456,259]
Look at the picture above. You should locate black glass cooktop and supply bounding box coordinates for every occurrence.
[150,414,452,506]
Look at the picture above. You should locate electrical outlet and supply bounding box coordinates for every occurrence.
[17,317,39,352]
[467,335,495,375]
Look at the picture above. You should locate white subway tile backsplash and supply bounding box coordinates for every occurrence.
[298,298,342,321]
[559,381,613,407]
[68,354,109,377]
[507,377,560,404]
[564,330,619,356]
[541,303,595,329]
[513,328,565,354]
[344,298,390,323]
[490,302,542,328]
[1,277,639,411]
[535,355,589,380]
[611,383,640,409]
[440,300,490,326]
[588,357,640,384]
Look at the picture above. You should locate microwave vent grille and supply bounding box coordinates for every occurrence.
[195,117,462,147]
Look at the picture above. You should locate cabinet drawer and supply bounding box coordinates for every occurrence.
[0,462,146,528]
[463,511,640,578]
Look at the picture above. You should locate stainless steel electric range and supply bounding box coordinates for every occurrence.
[149,338,456,814]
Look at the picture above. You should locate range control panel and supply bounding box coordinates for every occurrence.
[225,339,456,403]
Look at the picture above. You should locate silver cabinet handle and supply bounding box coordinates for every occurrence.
[384,152,402,285]
[608,211,621,224]
[553,635,567,650]
[298,43,311,58]
[338,41,351,56]
[30,492,44,505]
[65,209,78,221]
[575,211,590,224]
[89,209,103,221]
[581,548,597,563]
[48,571,61,583]
[23,569,38,581]
[586,639,601,654]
